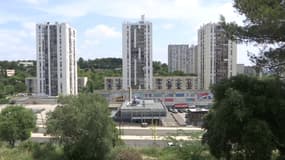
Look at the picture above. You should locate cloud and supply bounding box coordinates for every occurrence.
[42,0,243,24]
[79,24,121,59]
[84,24,121,39]
[22,22,36,37]
[21,0,48,5]
[0,23,36,60]
[161,23,175,30]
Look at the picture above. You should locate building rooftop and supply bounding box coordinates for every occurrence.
[121,98,165,111]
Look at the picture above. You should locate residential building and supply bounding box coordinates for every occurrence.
[188,45,198,75]
[25,77,37,94]
[197,23,237,89]
[153,76,198,90]
[36,22,77,96]
[78,77,88,91]
[168,44,198,75]
[237,64,245,74]
[105,76,198,91]
[105,77,122,91]
[168,44,189,73]
[18,61,34,67]
[6,69,15,77]
[236,64,258,76]
[122,15,153,90]
[244,66,257,76]
[25,77,86,94]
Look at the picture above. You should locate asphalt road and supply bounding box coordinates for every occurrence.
[31,126,202,147]
[120,128,197,136]
[118,126,202,136]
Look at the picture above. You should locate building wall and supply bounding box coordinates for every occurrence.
[168,44,189,73]
[36,22,77,96]
[105,76,198,91]
[6,69,15,77]
[105,77,122,91]
[244,66,257,76]
[188,45,198,75]
[198,23,237,90]
[122,15,153,90]
[25,77,37,94]
[237,64,245,74]
[78,77,88,91]
[153,76,198,90]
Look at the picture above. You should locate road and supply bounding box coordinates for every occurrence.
[117,126,203,136]
[31,126,203,147]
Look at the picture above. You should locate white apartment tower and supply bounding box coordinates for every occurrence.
[168,44,198,75]
[188,45,198,75]
[198,23,237,90]
[168,44,189,73]
[36,22,78,96]
[122,15,153,90]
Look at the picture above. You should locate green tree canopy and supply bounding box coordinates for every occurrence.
[46,94,119,160]
[203,75,285,160]
[221,0,285,77]
[0,105,36,147]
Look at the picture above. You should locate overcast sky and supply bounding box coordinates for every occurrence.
[0,0,257,65]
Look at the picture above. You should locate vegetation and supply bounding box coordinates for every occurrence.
[0,105,36,147]
[203,75,285,160]
[0,61,36,103]
[0,141,63,160]
[78,57,122,70]
[221,0,285,77]
[112,147,143,160]
[78,58,196,91]
[46,94,119,160]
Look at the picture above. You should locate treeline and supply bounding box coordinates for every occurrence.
[78,57,122,70]
[0,58,195,97]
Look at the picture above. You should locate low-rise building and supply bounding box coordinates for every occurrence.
[244,66,257,76]
[18,61,34,67]
[78,77,88,91]
[153,76,198,90]
[115,98,167,124]
[6,69,15,77]
[25,77,88,94]
[25,77,37,94]
[104,77,123,91]
[104,76,198,91]
[236,64,245,75]
[186,108,208,127]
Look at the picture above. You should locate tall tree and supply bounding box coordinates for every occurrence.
[203,75,285,160]
[46,94,119,160]
[0,105,36,147]
[221,0,285,77]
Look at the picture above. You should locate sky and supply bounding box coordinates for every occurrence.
[0,0,257,65]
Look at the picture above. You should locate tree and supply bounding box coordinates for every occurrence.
[221,0,285,77]
[46,94,119,160]
[203,75,285,160]
[0,105,36,147]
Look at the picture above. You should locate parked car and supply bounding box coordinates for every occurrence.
[141,122,148,127]
[172,109,178,113]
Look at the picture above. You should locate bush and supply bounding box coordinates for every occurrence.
[115,148,143,160]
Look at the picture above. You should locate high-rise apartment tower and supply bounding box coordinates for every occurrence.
[122,15,153,90]
[197,23,237,89]
[36,22,77,96]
